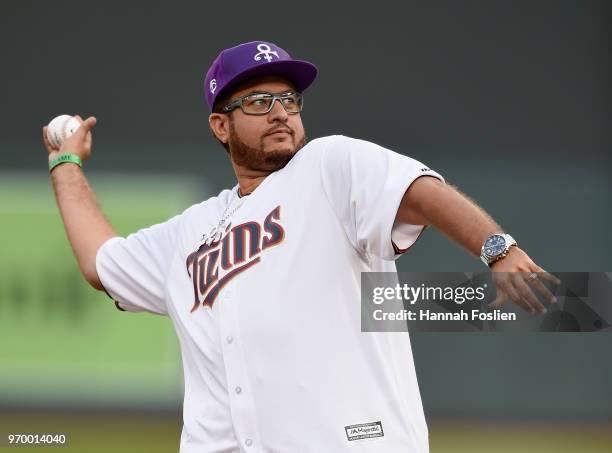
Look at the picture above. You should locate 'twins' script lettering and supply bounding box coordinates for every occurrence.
[186,206,284,311]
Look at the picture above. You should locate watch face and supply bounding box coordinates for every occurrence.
[484,235,506,257]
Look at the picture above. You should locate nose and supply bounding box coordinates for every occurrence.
[267,98,289,122]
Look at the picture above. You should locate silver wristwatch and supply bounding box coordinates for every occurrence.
[480,233,517,267]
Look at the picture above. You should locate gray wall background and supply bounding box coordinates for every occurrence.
[1,1,610,417]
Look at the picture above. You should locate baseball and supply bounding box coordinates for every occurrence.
[46,115,81,148]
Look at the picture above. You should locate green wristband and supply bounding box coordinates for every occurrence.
[49,154,83,173]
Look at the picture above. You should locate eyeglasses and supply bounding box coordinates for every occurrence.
[222,91,303,115]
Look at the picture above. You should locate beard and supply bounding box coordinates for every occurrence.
[227,121,307,172]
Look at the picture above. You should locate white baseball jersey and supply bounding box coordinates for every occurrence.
[96,134,444,453]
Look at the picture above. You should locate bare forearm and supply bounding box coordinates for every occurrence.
[399,177,503,257]
[397,176,558,313]
[50,164,116,289]
[426,184,501,256]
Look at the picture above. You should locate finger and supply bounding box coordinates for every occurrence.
[498,279,532,313]
[527,277,558,305]
[80,116,97,132]
[539,271,561,286]
[488,291,508,310]
[514,275,546,313]
[73,116,97,137]
[530,265,561,285]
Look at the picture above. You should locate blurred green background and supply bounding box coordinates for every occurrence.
[1,1,610,452]
[0,174,195,410]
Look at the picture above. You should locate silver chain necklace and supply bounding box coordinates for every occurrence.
[200,186,245,246]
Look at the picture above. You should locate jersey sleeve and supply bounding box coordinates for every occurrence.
[95,215,182,315]
[320,135,444,261]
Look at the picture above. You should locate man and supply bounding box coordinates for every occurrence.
[43,41,557,453]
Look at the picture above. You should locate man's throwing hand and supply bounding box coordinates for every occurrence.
[42,115,97,164]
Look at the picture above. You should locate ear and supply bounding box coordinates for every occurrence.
[209,113,230,144]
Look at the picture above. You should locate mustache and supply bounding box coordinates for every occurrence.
[264,125,293,136]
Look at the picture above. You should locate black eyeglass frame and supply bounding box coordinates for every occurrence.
[221,91,304,115]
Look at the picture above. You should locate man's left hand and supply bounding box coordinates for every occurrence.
[489,247,561,314]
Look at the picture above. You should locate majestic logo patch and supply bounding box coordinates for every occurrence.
[344,421,384,441]
[186,205,284,311]
[253,43,279,62]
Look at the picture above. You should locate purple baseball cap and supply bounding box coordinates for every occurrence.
[204,41,318,111]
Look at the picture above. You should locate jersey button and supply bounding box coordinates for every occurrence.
[226,335,233,344]
[244,438,253,447]
[235,386,242,394]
